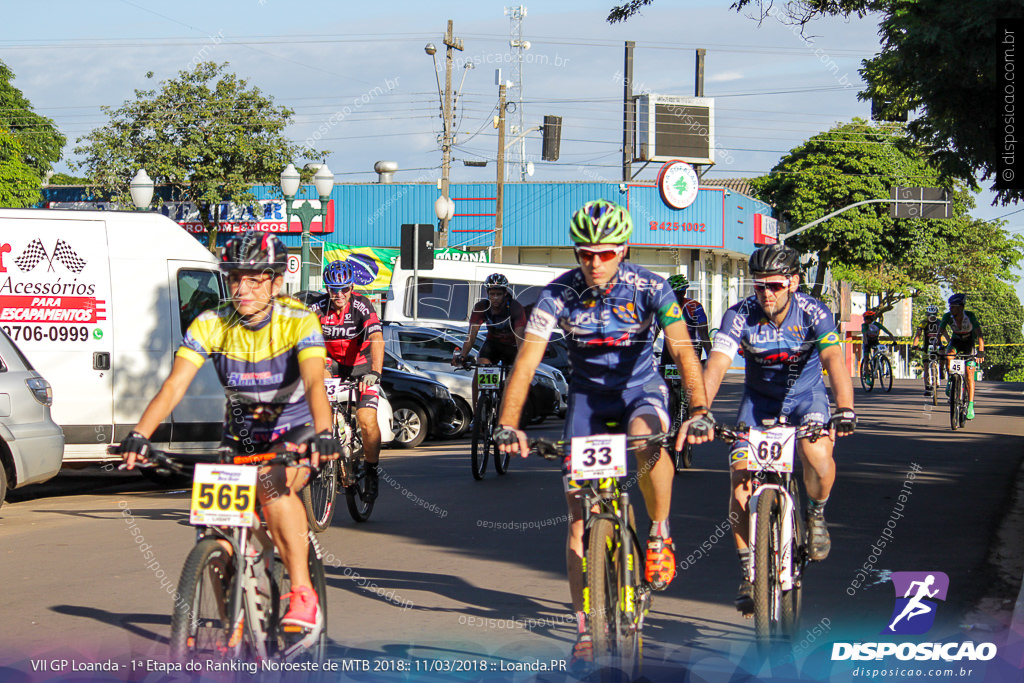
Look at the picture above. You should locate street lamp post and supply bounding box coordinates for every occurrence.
[129,169,154,209]
[280,163,334,291]
[425,20,464,247]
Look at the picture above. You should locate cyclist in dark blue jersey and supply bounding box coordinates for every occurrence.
[701,243,855,616]
[493,199,714,667]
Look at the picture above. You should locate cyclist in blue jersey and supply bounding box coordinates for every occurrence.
[700,244,856,616]
[493,199,714,667]
[119,231,339,637]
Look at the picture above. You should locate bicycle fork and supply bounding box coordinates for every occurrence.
[748,484,797,591]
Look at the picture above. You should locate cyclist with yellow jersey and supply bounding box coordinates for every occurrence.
[119,231,339,637]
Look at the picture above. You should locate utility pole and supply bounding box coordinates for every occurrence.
[622,40,634,183]
[495,83,507,264]
[440,20,463,247]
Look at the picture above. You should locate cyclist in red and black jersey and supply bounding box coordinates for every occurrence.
[308,260,384,498]
[456,273,527,367]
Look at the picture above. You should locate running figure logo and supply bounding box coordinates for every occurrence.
[883,571,949,635]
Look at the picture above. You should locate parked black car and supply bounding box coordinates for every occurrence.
[381,361,456,449]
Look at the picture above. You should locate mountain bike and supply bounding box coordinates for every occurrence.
[663,363,693,471]
[530,431,670,678]
[947,353,978,431]
[459,358,511,480]
[112,427,328,666]
[716,420,828,651]
[302,378,374,530]
[859,343,893,393]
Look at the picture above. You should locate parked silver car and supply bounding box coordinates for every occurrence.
[0,326,64,507]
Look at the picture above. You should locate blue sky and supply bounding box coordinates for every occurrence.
[4,0,1020,300]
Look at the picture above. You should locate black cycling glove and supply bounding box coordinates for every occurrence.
[829,408,857,435]
[360,371,381,388]
[685,410,716,440]
[312,429,341,460]
[493,426,520,448]
[119,431,151,458]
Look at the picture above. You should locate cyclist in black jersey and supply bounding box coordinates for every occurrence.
[911,304,947,397]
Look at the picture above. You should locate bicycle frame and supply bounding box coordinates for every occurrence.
[747,475,799,592]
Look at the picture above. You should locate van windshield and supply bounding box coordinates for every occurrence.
[404,277,471,321]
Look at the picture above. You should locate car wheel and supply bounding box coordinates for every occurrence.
[391,400,429,449]
[437,397,471,439]
[0,458,7,508]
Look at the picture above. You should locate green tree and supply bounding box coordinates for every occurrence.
[958,279,1024,381]
[0,131,43,207]
[751,120,1024,315]
[0,60,66,206]
[609,0,1024,204]
[75,62,325,250]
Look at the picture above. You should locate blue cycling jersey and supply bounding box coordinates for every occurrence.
[713,292,841,402]
[525,262,684,391]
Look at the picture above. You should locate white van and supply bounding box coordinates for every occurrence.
[383,260,567,327]
[0,209,226,464]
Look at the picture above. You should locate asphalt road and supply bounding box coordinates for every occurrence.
[1,375,1022,682]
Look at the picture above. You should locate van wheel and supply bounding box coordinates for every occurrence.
[0,459,7,508]
[437,397,471,439]
[391,400,429,449]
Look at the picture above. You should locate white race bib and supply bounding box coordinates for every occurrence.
[570,434,627,480]
[746,426,796,473]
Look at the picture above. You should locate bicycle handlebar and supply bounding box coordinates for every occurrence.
[714,422,828,444]
[527,433,671,461]
[108,426,319,473]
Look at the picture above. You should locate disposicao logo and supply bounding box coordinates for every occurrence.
[831,571,997,662]
[884,571,948,635]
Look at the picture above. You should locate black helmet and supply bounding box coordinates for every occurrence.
[220,231,288,273]
[748,244,799,276]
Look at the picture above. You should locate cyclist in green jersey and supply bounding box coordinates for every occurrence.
[940,293,985,419]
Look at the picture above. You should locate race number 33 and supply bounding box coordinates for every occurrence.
[190,464,258,527]
[570,433,627,480]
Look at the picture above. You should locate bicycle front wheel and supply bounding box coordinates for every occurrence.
[471,393,492,480]
[949,375,962,431]
[301,459,338,532]
[492,399,510,475]
[753,489,783,647]
[859,357,874,392]
[878,355,893,392]
[780,483,803,640]
[169,538,238,663]
[587,519,622,661]
[929,363,939,406]
[344,439,374,523]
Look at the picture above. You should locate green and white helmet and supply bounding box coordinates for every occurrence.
[667,274,690,292]
[569,199,633,245]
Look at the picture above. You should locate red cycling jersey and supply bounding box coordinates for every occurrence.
[308,292,383,378]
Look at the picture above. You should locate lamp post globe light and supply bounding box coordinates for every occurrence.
[129,169,154,209]
[280,163,334,291]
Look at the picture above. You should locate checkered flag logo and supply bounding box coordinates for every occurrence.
[14,239,87,273]
[54,239,87,273]
[15,238,47,272]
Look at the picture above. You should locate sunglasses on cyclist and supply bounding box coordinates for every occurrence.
[575,246,623,263]
[752,279,790,293]
[327,285,354,294]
